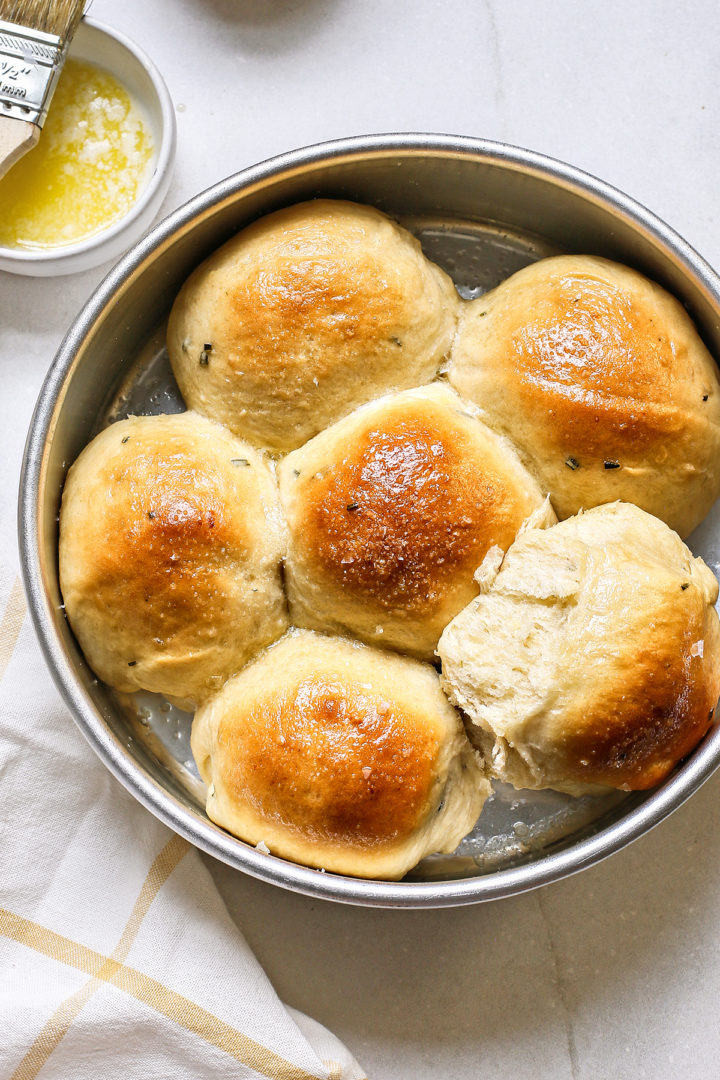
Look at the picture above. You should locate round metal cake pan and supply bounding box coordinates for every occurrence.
[18,134,720,908]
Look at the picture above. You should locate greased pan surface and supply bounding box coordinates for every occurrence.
[19,135,720,907]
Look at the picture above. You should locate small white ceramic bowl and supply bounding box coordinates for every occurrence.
[0,18,176,277]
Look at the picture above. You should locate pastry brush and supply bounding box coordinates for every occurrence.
[0,0,86,181]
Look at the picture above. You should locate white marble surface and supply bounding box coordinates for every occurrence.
[2,1,719,1076]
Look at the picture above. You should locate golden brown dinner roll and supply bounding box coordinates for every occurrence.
[278,383,549,660]
[438,501,720,795]
[449,254,720,536]
[191,629,489,879]
[59,411,288,707]
[167,199,459,453]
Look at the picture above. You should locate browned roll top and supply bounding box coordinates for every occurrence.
[511,271,694,455]
[559,598,717,791]
[279,384,546,658]
[449,255,720,535]
[228,252,409,370]
[218,674,440,847]
[300,410,521,611]
[93,454,238,615]
[167,199,459,452]
[59,412,288,707]
[191,630,489,878]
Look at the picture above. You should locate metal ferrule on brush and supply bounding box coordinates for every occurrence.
[0,18,66,128]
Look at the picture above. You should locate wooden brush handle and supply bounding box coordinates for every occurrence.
[0,118,39,181]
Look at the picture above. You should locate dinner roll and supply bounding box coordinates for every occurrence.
[59,412,288,707]
[167,199,459,453]
[438,502,720,795]
[191,630,489,879]
[278,383,549,660]
[449,255,720,536]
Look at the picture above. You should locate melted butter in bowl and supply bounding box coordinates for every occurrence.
[0,18,175,276]
[0,59,155,251]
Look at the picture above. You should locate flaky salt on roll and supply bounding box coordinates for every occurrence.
[277,383,549,660]
[167,199,459,453]
[449,255,720,537]
[191,630,489,879]
[438,502,720,795]
[59,412,288,707]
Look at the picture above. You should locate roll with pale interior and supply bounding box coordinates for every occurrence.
[59,411,288,708]
[438,502,720,795]
[191,630,489,879]
[167,199,460,453]
[449,254,720,537]
[278,383,549,660]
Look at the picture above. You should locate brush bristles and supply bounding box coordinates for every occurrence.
[0,0,86,43]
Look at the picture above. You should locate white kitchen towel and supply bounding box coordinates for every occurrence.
[0,562,366,1080]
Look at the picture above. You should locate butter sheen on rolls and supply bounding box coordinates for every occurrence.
[57,197,720,882]
[278,383,549,660]
[59,411,288,708]
[449,254,720,536]
[438,502,720,795]
[167,199,460,453]
[191,630,489,879]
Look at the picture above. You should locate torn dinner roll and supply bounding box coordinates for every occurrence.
[438,502,720,794]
